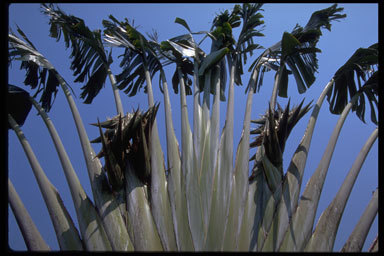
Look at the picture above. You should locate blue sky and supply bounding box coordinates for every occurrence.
[8,3,378,251]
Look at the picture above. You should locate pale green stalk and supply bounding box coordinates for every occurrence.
[279,90,362,251]
[167,68,194,250]
[9,114,83,250]
[249,150,271,251]
[233,81,255,249]
[262,79,334,251]
[29,97,118,251]
[237,69,262,251]
[238,176,258,251]
[193,59,202,165]
[178,65,207,250]
[107,68,124,116]
[209,67,221,195]
[199,69,214,237]
[219,56,237,250]
[255,147,282,251]
[55,73,128,251]
[203,67,222,247]
[124,162,163,251]
[305,127,378,251]
[185,65,205,251]
[269,66,284,111]
[8,179,50,251]
[143,62,177,251]
[221,65,257,250]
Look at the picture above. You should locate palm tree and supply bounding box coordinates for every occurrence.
[9,27,132,251]
[8,3,377,252]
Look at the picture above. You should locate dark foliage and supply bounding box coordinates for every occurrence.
[7,84,32,129]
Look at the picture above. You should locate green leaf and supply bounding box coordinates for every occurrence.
[277,66,289,98]
[198,47,229,76]
[250,4,345,96]
[286,58,307,94]
[80,63,109,104]
[175,17,192,32]
[42,4,112,104]
[304,4,346,32]
[327,44,378,124]
[281,32,300,59]
[281,31,318,94]
[15,25,38,50]
[9,31,65,112]
[167,40,195,58]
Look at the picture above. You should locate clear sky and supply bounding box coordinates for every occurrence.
[8,3,378,251]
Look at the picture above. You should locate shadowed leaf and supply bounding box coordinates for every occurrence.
[41,4,112,104]
[7,84,32,129]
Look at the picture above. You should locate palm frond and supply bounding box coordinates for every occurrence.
[250,4,346,96]
[327,43,378,124]
[41,4,111,104]
[103,15,163,97]
[304,3,346,32]
[166,34,204,96]
[279,31,321,95]
[234,3,265,85]
[210,4,265,87]
[171,18,231,101]
[8,28,67,112]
